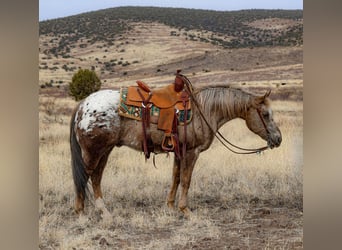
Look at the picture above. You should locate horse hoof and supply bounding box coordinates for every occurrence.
[78,213,88,224]
[100,210,112,220]
[100,213,113,226]
[167,201,176,210]
[180,207,192,218]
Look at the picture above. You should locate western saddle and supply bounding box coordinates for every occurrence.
[125,70,191,159]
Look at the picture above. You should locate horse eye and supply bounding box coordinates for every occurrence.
[263,112,269,118]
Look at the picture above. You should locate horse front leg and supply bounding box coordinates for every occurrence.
[178,149,199,217]
[167,157,181,209]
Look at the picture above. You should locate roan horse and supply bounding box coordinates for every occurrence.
[70,81,282,218]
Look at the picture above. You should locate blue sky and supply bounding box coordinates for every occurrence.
[39,0,303,21]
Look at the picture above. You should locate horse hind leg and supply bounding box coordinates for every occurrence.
[75,187,88,215]
[72,156,90,216]
[70,118,90,215]
[72,160,88,215]
[71,129,111,218]
[90,148,113,219]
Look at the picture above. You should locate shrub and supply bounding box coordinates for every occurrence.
[68,69,101,101]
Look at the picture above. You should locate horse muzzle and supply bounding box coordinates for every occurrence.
[267,132,282,149]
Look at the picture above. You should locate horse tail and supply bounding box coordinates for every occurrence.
[70,107,89,200]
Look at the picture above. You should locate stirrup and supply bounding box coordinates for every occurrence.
[161,134,175,151]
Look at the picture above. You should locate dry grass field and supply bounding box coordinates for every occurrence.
[39,21,303,249]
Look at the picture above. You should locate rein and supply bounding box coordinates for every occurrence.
[179,74,269,155]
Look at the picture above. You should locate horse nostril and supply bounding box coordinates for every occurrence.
[277,136,282,146]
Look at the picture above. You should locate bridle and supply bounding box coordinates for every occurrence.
[210,107,270,155]
[180,73,270,155]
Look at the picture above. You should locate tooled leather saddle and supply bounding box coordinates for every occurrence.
[124,71,190,159]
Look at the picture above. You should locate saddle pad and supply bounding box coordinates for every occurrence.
[118,87,192,125]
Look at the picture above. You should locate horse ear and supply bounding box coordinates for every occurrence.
[255,89,271,105]
[265,89,271,98]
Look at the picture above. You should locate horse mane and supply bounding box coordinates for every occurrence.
[193,84,264,119]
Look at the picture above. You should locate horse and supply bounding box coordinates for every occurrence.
[70,84,282,218]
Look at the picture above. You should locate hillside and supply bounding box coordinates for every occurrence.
[40,7,302,52]
[39,6,303,99]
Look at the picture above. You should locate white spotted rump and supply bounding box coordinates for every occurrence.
[76,90,120,132]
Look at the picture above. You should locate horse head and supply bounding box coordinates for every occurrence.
[245,90,282,149]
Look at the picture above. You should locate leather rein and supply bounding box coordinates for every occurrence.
[180,74,270,155]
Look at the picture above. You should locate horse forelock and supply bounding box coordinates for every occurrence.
[252,94,271,111]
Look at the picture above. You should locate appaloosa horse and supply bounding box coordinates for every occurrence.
[70,83,282,217]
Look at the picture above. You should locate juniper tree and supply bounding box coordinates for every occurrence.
[69,69,101,101]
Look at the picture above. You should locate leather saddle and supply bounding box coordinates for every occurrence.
[126,81,190,109]
[126,81,190,132]
[125,78,190,156]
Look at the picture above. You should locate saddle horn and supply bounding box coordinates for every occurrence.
[174,69,185,92]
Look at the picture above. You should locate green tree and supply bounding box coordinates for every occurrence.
[69,69,101,101]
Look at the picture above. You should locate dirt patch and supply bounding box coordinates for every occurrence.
[207,205,303,249]
[39,192,302,249]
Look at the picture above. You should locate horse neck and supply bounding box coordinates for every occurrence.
[195,86,252,130]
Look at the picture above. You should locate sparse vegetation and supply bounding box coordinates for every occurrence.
[39,7,302,57]
[39,95,303,249]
